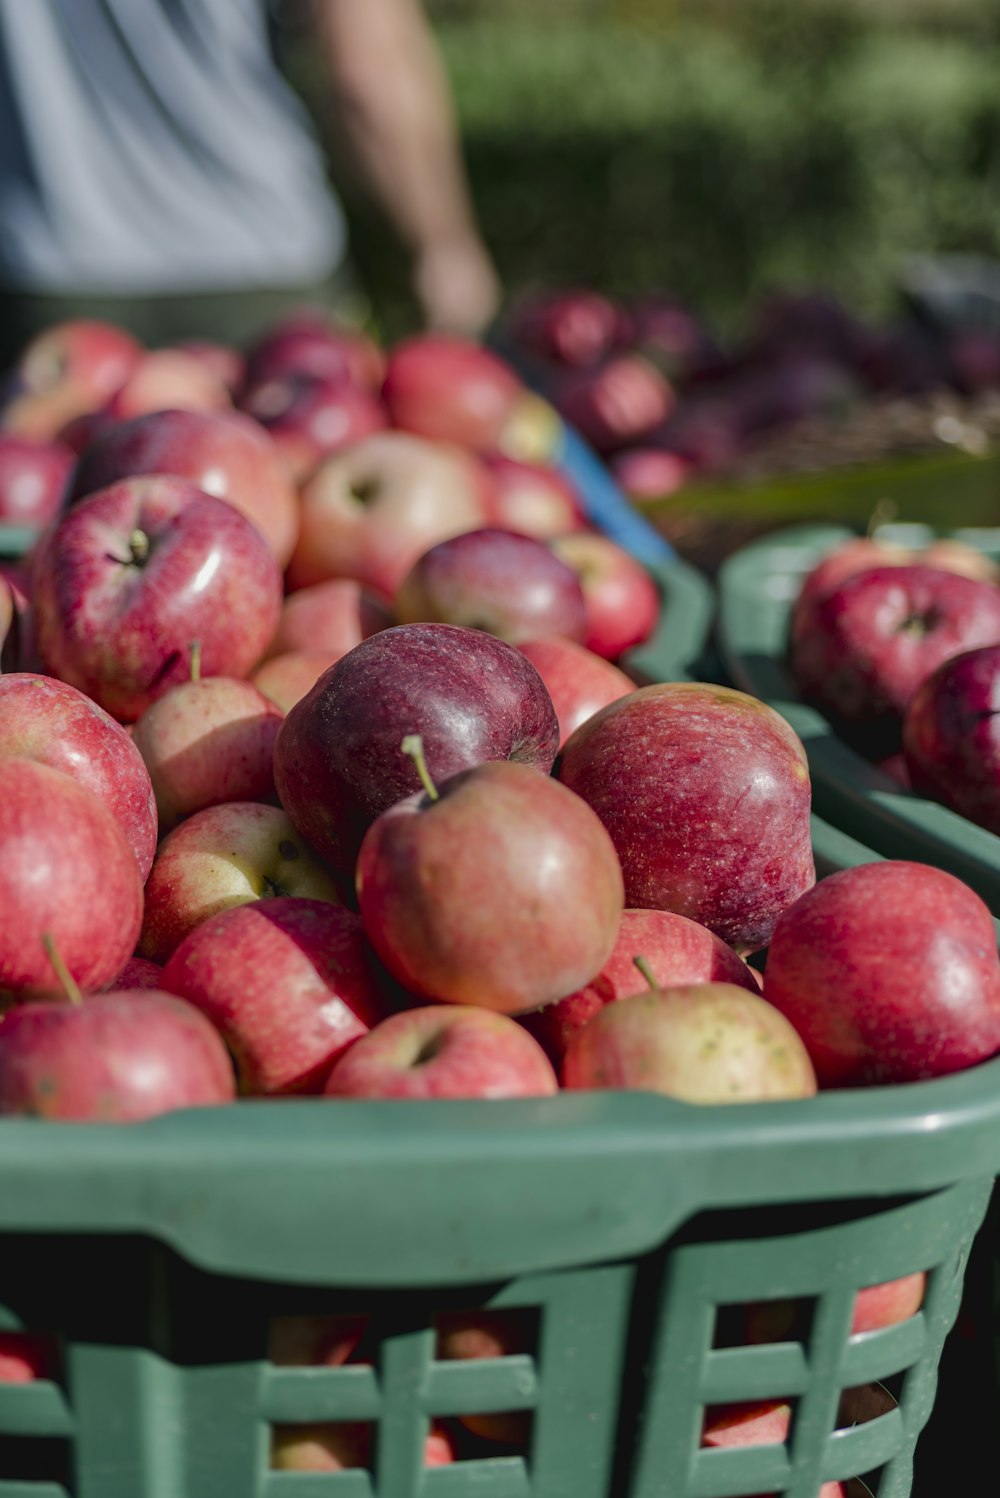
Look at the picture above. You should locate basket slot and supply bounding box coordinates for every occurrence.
[261,1366,382,1424]
[0,1386,73,1440]
[824,1406,904,1483]
[422,1358,537,1417]
[839,1316,927,1386]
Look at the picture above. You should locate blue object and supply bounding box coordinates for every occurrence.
[555,423,676,566]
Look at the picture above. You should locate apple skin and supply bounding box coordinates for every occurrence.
[286,430,490,597]
[252,651,340,713]
[139,802,343,965]
[765,861,1000,1086]
[1,319,142,439]
[509,290,623,368]
[33,476,283,721]
[522,907,760,1069]
[902,644,1000,833]
[264,578,370,663]
[382,334,550,456]
[174,340,246,396]
[243,316,386,393]
[0,759,144,1000]
[0,673,158,878]
[0,989,236,1121]
[610,446,691,501]
[163,898,385,1095]
[101,349,232,422]
[0,435,74,526]
[552,354,674,456]
[702,1401,844,1497]
[0,1333,54,1383]
[482,454,586,539]
[71,407,300,568]
[518,636,635,747]
[356,758,624,1014]
[274,622,560,875]
[563,982,818,1103]
[789,563,1000,758]
[550,532,661,660]
[395,527,588,645]
[558,683,815,951]
[325,1003,559,1099]
[131,675,283,831]
[238,370,388,482]
[104,957,164,992]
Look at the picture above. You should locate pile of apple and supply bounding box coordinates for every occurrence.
[1,314,998,1485]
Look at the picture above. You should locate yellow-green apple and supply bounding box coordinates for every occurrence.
[272,1421,454,1472]
[482,454,587,538]
[0,760,143,1000]
[273,623,560,875]
[764,860,1000,1085]
[101,349,231,422]
[902,644,1000,832]
[252,651,338,713]
[563,982,818,1102]
[104,957,164,992]
[508,290,623,368]
[263,578,371,663]
[244,315,385,392]
[71,407,300,568]
[0,1334,54,1383]
[131,672,283,832]
[395,528,587,645]
[163,899,386,1095]
[789,564,1000,758]
[140,802,342,964]
[552,354,673,455]
[517,637,635,747]
[0,989,235,1120]
[287,431,490,596]
[0,435,74,526]
[325,1005,558,1098]
[174,340,245,396]
[550,532,660,659]
[522,907,760,1068]
[356,754,623,1013]
[0,673,157,877]
[0,319,141,439]
[33,476,283,721]
[558,684,815,950]
[239,370,388,482]
[702,1401,844,1497]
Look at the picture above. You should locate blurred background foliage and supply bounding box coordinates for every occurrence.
[284,0,1000,339]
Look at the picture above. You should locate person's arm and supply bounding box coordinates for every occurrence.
[316,0,501,337]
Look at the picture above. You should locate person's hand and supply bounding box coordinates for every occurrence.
[413,235,503,340]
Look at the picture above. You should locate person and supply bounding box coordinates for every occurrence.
[0,0,501,363]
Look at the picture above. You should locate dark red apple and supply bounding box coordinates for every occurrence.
[552,354,673,456]
[902,645,1000,833]
[550,532,661,659]
[0,436,74,527]
[559,684,815,950]
[508,290,623,368]
[104,958,164,992]
[273,622,560,875]
[33,475,283,721]
[239,370,388,482]
[764,860,1000,1085]
[518,636,635,747]
[243,315,385,393]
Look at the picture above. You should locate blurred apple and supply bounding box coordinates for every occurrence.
[903,644,1000,832]
[101,349,231,421]
[550,532,660,660]
[552,354,673,456]
[1,319,141,439]
[483,454,587,538]
[508,289,623,368]
[0,435,74,527]
[174,340,246,396]
[239,370,388,482]
[610,446,692,501]
[104,957,164,992]
[518,636,634,747]
[243,314,385,392]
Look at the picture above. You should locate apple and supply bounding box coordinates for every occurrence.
[610,447,692,502]
[702,1400,845,1497]
[552,354,673,456]
[264,578,370,663]
[174,340,246,396]
[902,644,1000,832]
[139,802,343,965]
[764,860,1000,1085]
[239,370,388,482]
[0,988,236,1121]
[789,564,1000,758]
[395,527,587,645]
[550,532,661,660]
[71,407,300,568]
[522,907,761,1068]
[286,430,489,597]
[629,295,716,379]
[508,289,623,367]
[0,319,142,439]
[325,1004,558,1099]
[436,1308,536,1443]
[268,1313,369,1368]
[0,1333,54,1383]
[518,636,635,747]
[104,957,164,992]
[33,475,283,721]
[243,314,385,392]
[0,673,158,878]
[558,684,815,951]
[0,435,74,527]
[0,759,144,1000]
[272,1421,454,1472]
[273,622,560,875]
[382,334,560,460]
[101,349,232,422]
[482,454,587,539]
[0,579,14,669]
[252,651,339,713]
[744,1271,927,1344]
[356,754,623,1014]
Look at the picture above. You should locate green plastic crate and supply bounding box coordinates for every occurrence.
[715,521,1000,915]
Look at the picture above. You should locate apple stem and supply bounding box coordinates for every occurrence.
[401,735,439,802]
[632,955,659,992]
[128,529,150,565]
[189,640,202,684]
[41,932,83,1006]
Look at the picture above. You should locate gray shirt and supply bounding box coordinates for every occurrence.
[0,0,346,294]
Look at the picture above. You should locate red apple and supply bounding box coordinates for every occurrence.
[244,315,385,392]
[163,899,385,1095]
[483,454,586,540]
[902,645,1000,833]
[104,957,164,992]
[508,290,623,368]
[287,431,489,597]
[174,340,246,395]
[264,578,370,662]
[356,756,623,1014]
[101,349,231,422]
[395,527,587,645]
[518,636,635,746]
[268,1313,369,1368]
[0,673,158,878]
[239,370,388,482]
[0,759,144,999]
[33,476,283,721]
[71,407,300,568]
[1,320,142,439]
[252,651,339,713]
[0,989,236,1120]
[610,446,691,501]
[325,1004,558,1099]
[0,1334,54,1383]
[140,802,343,965]
[436,1309,535,1443]
[550,532,661,660]
[0,435,74,527]
[702,1400,845,1497]
[764,860,1000,1085]
[558,684,815,951]
[523,907,760,1068]
[745,1271,927,1345]
[552,354,673,456]
[273,622,560,875]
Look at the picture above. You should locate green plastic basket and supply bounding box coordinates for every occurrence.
[716,521,1000,916]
